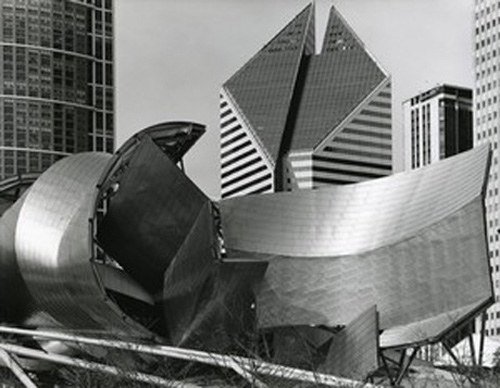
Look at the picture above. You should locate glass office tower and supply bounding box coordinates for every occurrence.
[0,0,114,180]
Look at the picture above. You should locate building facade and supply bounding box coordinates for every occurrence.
[475,0,500,338]
[402,85,473,171]
[0,0,114,180]
[220,4,392,199]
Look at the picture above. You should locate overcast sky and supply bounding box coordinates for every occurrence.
[116,0,474,199]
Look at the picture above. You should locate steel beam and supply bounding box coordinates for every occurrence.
[395,348,418,386]
[0,343,198,388]
[0,326,381,388]
[0,348,37,388]
[479,311,487,366]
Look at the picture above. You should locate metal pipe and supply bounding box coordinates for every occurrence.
[468,333,476,366]
[228,359,268,388]
[378,350,395,386]
[395,348,418,386]
[0,348,37,388]
[0,343,199,388]
[0,326,381,388]
[479,312,487,366]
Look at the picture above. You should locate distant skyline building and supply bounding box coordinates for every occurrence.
[402,84,473,171]
[475,0,500,337]
[0,0,114,180]
[220,3,392,199]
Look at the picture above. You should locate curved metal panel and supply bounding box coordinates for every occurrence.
[162,202,217,345]
[15,153,146,334]
[220,145,492,347]
[116,121,205,164]
[164,259,268,351]
[255,198,492,339]
[0,195,33,323]
[221,144,489,257]
[320,306,379,380]
[380,300,486,349]
[97,137,209,294]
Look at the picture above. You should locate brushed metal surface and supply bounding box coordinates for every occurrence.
[116,121,205,165]
[320,306,379,380]
[97,137,209,294]
[164,232,268,351]
[272,326,334,369]
[15,153,148,335]
[0,123,491,359]
[221,145,492,348]
[255,199,491,332]
[0,194,33,323]
[162,202,217,345]
[221,144,489,258]
[380,300,486,349]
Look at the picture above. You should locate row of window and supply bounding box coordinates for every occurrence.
[2,5,112,53]
[0,99,114,152]
[475,94,498,110]
[0,149,60,179]
[475,1,500,20]
[2,0,111,8]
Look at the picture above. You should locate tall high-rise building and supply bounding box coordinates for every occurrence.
[402,84,473,171]
[0,0,114,180]
[475,0,500,337]
[220,4,392,199]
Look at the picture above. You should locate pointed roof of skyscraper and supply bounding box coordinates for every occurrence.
[223,4,315,165]
[288,5,388,151]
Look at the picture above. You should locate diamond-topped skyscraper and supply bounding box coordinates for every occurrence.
[220,4,392,198]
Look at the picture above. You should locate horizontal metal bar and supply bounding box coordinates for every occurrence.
[228,359,268,388]
[0,325,381,387]
[0,343,199,388]
[0,348,37,388]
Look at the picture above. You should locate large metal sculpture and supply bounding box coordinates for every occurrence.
[0,122,493,384]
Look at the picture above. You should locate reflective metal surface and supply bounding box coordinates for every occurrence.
[379,300,486,349]
[0,195,32,323]
[97,136,209,294]
[15,153,142,333]
[221,144,489,257]
[221,145,492,349]
[320,306,379,380]
[126,121,205,163]
[0,122,214,343]
[0,121,492,379]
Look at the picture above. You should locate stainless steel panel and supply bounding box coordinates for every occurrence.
[15,153,148,335]
[379,300,486,349]
[162,202,217,344]
[255,199,491,334]
[221,144,489,257]
[116,121,205,164]
[272,326,334,369]
[94,263,154,306]
[220,146,492,348]
[0,195,33,323]
[164,255,267,350]
[320,306,379,380]
[97,137,209,294]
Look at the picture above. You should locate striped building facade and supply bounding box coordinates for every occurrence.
[220,4,392,198]
[402,85,473,172]
[475,0,500,338]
